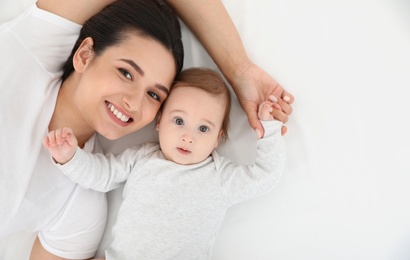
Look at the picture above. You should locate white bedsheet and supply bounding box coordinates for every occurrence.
[1,0,410,259]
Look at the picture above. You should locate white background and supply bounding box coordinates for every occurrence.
[1,0,410,259]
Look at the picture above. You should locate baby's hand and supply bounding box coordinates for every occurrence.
[43,127,78,164]
[258,97,279,121]
[255,96,280,138]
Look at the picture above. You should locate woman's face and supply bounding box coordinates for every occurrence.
[73,35,176,140]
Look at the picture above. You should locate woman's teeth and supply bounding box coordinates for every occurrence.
[107,102,130,122]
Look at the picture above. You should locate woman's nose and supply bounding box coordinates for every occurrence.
[123,90,144,112]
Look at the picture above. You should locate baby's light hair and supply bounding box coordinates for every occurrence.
[165,67,231,141]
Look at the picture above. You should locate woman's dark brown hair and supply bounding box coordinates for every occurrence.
[61,0,184,81]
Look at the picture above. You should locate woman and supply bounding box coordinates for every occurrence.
[0,0,293,259]
[1,0,182,259]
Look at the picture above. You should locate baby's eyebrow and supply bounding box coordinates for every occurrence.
[203,119,215,128]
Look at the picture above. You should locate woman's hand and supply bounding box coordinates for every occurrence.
[231,62,294,136]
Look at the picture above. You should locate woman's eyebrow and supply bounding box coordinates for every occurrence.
[119,58,144,76]
[155,84,169,96]
[119,58,169,96]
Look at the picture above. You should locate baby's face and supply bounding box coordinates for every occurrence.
[156,86,225,165]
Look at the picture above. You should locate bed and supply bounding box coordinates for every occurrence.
[1,0,410,259]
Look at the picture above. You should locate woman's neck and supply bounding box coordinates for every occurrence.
[49,76,95,148]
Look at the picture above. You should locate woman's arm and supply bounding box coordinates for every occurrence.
[37,0,294,135]
[36,0,115,24]
[166,0,294,135]
[166,0,247,86]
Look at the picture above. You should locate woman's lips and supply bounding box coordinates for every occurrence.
[105,101,133,126]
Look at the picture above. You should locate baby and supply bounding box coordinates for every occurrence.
[44,67,285,260]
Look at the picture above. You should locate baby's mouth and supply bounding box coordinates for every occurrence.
[106,101,133,123]
[177,147,191,155]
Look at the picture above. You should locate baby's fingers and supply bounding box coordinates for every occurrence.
[44,127,74,148]
[258,100,274,121]
[53,128,65,145]
[43,135,53,148]
[62,127,77,147]
[44,130,58,148]
[55,127,76,146]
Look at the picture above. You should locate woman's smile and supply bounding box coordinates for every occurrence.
[105,101,134,126]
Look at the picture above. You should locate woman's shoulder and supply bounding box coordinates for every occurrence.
[2,3,81,32]
[1,3,81,75]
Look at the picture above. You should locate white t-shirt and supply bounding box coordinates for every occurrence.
[0,4,107,259]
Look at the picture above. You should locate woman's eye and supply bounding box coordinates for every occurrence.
[174,118,184,125]
[148,91,160,102]
[119,68,132,80]
[199,125,209,132]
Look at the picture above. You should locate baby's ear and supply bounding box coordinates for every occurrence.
[215,130,224,148]
[155,111,162,131]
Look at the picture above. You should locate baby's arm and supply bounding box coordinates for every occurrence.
[218,96,285,203]
[44,134,146,192]
[43,127,78,164]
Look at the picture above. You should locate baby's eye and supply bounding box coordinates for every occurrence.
[199,125,209,133]
[148,91,160,102]
[119,68,132,80]
[174,117,184,125]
